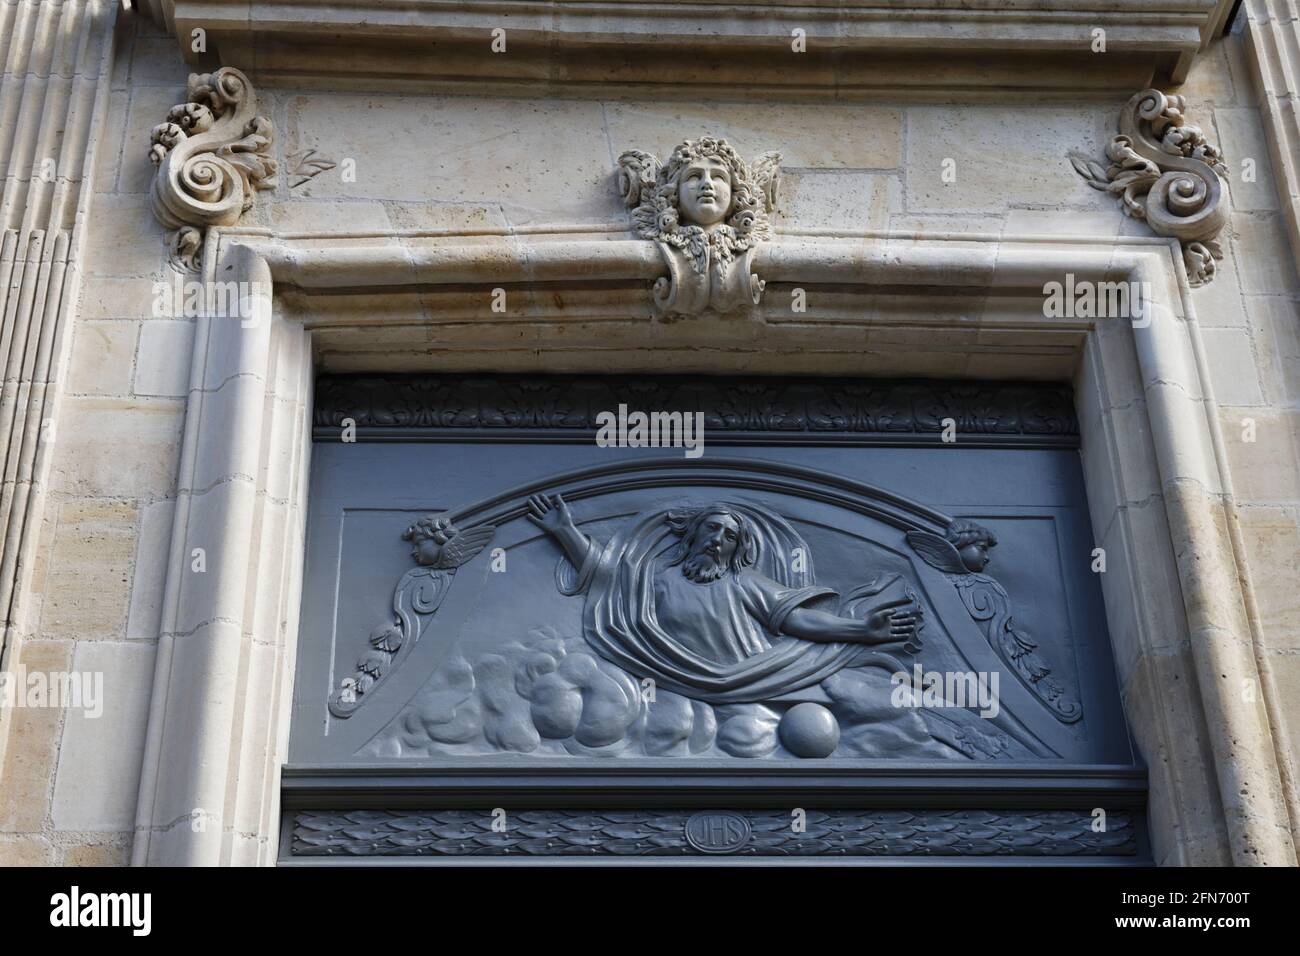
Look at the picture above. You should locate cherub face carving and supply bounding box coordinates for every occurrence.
[619,138,781,260]
[677,156,733,228]
[402,515,453,565]
[945,519,997,574]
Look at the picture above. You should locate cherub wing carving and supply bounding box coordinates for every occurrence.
[434,524,496,569]
[904,530,969,575]
[750,150,782,214]
[617,149,660,209]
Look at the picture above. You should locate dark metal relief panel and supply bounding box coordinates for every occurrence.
[283,375,1144,864]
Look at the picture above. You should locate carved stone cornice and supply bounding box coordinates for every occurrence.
[1071,88,1228,286]
[134,1,1237,95]
[313,375,1079,445]
[148,67,276,271]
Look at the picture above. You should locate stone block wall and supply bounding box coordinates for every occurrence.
[0,9,1295,864]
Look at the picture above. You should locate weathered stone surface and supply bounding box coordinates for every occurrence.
[69,322,138,396]
[78,277,165,322]
[1215,108,1281,213]
[906,108,1112,213]
[83,195,172,277]
[781,171,902,232]
[0,641,73,833]
[1202,328,1266,405]
[285,95,618,223]
[52,642,156,832]
[0,836,57,865]
[603,103,903,171]
[1175,40,1239,107]
[1247,294,1300,404]
[1234,214,1300,295]
[126,499,177,643]
[61,843,132,866]
[51,399,185,499]
[43,501,138,640]
[1238,505,1300,647]
[1218,406,1300,502]
[135,321,195,398]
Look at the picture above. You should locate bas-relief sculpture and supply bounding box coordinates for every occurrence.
[331,489,1082,763]
[293,372,1136,859]
[328,517,496,718]
[1070,88,1228,286]
[618,137,781,317]
[907,522,1081,722]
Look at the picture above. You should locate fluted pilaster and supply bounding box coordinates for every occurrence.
[1243,0,1300,278]
[0,0,119,765]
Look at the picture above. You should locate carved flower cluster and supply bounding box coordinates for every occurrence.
[622,137,780,275]
[149,70,240,167]
[148,102,215,167]
[1146,94,1227,173]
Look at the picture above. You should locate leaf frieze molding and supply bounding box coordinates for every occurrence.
[312,375,1079,444]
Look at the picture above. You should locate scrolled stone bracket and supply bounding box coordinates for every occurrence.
[149,67,276,272]
[1070,89,1227,287]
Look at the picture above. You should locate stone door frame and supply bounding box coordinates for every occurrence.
[127,226,1296,867]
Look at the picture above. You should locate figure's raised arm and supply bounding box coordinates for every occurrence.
[782,597,921,647]
[527,493,595,569]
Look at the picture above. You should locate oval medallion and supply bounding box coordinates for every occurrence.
[684,811,751,854]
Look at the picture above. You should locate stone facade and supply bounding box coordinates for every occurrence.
[0,0,1296,866]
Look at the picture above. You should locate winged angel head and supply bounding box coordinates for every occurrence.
[618,137,781,275]
[402,516,495,569]
[906,519,999,576]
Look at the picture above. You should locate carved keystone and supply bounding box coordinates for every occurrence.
[149,67,277,272]
[618,137,781,317]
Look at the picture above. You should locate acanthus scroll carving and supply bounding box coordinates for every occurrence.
[618,137,781,317]
[1070,88,1227,286]
[149,67,277,272]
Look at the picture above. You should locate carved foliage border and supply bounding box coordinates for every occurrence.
[313,376,1079,438]
[289,808,1137,858]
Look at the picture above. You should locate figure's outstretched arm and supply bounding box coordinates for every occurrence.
[526,493,595,569]
[783,597,920,646]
